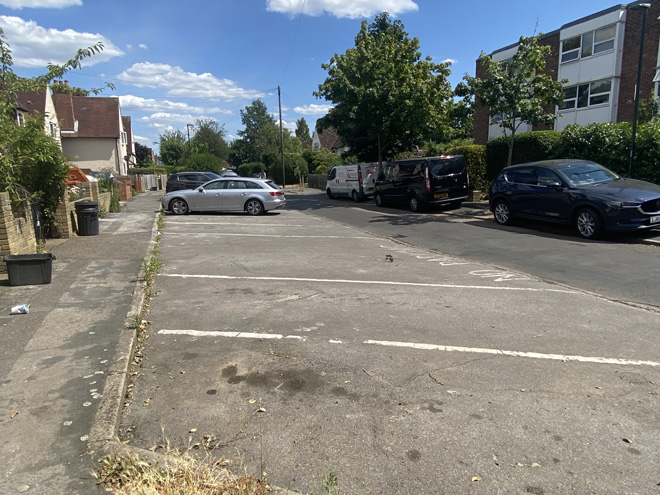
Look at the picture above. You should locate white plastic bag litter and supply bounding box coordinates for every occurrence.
[10,304,29,314]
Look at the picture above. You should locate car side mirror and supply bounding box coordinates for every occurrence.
[197,187,205,193]
[547,181,563,189]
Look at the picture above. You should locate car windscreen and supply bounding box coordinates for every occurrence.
[561,163,619,186]
[428,157,465,177]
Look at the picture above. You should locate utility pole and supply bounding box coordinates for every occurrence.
[278,86,285,188]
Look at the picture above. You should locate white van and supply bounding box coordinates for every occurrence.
[326,163,378,202]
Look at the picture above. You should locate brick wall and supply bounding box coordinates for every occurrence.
[0,193,37,273]
[617,3,660,123]
[533,32,561,132]
[472,58,490,145]
[52,182,111,238]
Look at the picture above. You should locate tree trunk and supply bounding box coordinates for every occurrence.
[507,130,516,167]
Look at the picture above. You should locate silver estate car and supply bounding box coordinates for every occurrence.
[161,177,286,215]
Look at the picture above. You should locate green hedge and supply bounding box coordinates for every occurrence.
[237,162,265,177]
[483,122,660,186]
[445,144,487,191]
[128,167,168,175]
[485,130,562,181]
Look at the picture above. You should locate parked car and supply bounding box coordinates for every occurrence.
[161,177,286,216]
[326,163,378,202]
[165,171,221,192]
[219,169,239,177]
[374,155,469,212]
[488,159,660,239]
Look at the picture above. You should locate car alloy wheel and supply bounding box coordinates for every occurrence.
[493,200,512,225]
[375,193,384,207]
[576,208,602,239]
[326,189,334,199]
[352,190,359,202]
[409,196,421,212]
[171,199,188,215]
[246,199,264,215]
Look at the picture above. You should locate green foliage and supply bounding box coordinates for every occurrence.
[315,12,453,163]
[556,123,629,174]
[445,144,487,191]
[486,130,562,179]
[303,148,342,174]
[424,137,474,157]
[295,117,312,144]
[237,162,265,177]
[128,167,167,175]
[134,142,152,165]
[465,36,566,166]
[267,160,296,185]
[109,190,121,213]
[289,153,308,179]
[158,130,186,167]
[190,118,230,162]
[181,152,224,173]
[637,96,660,125]
[0,27,113,236]
[0,116,69,235]
[237,100,280,163]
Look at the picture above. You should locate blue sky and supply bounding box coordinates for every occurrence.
[1,0,613,152]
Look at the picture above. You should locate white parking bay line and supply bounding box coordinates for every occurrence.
[158,329,306,340]
[363,340,660,368]
[165,233,373,239]
[161,274,576,293]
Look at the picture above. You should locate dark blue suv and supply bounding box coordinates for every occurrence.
[488,159,660,239]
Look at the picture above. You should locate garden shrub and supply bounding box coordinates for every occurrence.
[485,130,561,180]
[445,144,487,191]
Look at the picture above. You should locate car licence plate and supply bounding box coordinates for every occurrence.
[434,192,448,199]
[651,215,660,224]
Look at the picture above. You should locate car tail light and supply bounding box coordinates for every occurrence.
[269,191,283,197]
[425,166,430,192]
[358,169,363,184]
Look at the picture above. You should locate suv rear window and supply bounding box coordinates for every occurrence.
[428,157,465,177]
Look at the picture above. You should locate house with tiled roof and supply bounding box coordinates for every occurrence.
[312,126,349,155]
[16,89,61,148]
[52,93,132,175]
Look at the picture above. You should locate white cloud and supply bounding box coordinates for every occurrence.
[442,58,456,65]
[267,0,418,19]
[119,95,231,116]
[294,103,333,115]
[0,16,124,67]
[138,43,148,50]
[0,0,81,8]
[117,62,265,101]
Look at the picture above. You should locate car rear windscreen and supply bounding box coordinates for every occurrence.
[428,157,465,177]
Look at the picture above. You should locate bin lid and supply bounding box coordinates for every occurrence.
[75,200,98,207]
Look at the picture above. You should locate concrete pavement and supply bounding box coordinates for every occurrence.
[0,191,161,494]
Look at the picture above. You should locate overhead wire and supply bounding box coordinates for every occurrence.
[279,0,306,87]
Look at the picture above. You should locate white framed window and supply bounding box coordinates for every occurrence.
[49,122,57,137]
[121,131,127,144]
[561,25,616,63]
[559,79,612,110]
[16,111,25,126]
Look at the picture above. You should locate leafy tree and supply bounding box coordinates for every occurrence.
[463,35,566,166]
[0,27,111,236]
[134,142,152,165]
[314,12,453,165]
[183,152,224,173]
[190,118,229,162]
[158,130,186,167]
[295,117,312,145]
[303,147,341,174]
[237,100,280,164]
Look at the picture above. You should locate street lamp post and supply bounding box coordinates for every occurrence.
[628,3,651,178]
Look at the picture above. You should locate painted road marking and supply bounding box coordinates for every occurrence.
[158,329,306,341]
[155,330,659,368]
[167,222,306,227]
[363,340,660,368]
[160,273,576,293]
[165,233,373,239]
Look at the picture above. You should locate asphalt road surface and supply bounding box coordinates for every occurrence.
[122,205,660,494]
[288,191,660,309]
